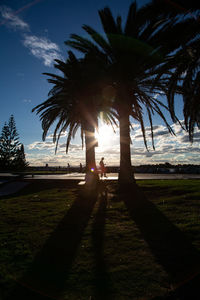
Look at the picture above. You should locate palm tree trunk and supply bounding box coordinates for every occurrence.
[84,122,99,186]
[118,108,136,188]
[85,124,96,171]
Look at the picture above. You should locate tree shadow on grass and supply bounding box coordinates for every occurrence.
[91,182,112,300]
[0,179,79,199]
[122,184,200,299]
[6,186,98,300]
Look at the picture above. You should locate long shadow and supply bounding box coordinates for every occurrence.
[0,179,79,199]
[91,182,112,299]
[152,272,200,300]
[6,187,98,300]
[122,185,200,288]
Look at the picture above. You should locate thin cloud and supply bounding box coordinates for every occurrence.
[46,132,67,140]
[153,130,170,137]
[23,34,63,66]
[23,99,31,103]
[145,125,160,131]
[28,140,82,152]
[23,35,60,51]
[0,5,30,30]
[28,141,55,150]
[180,131,200,143]
[0,5,63,66]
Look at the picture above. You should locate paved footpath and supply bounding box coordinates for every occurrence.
[0,181,29,196]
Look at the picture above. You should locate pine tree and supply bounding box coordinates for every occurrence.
[13,144,28,170]
[0,122,10,169]
[0,115,21,170]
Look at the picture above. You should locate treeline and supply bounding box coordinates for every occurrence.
[133,163,200,174]
[0,115,28,171]
[28,163,200,174]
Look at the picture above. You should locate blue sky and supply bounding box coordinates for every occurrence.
[1,0,199,166]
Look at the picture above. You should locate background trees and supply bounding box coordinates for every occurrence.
[0,115,28,171]
[13,144,28,171]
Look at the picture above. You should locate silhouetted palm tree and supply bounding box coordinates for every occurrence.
[157,40,200,142]
[66,1,187,187]
[32,51,116,183]
[149,2,200,142]
[145,0,200,13]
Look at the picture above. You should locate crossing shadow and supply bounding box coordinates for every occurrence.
[91,181,112,299]
[6,186,98,300]
[122,185,200,298]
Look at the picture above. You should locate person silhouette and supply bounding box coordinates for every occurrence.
[99,157,107,178]
[67,163,70,173]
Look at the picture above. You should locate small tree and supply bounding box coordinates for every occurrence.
[0,123,10,169]
[0,115,27,171]
[12,144,28,171]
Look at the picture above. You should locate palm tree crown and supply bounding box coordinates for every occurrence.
[66,1,184,186]
[32,51,116,176]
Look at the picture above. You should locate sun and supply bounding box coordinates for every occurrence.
[95,124,115,148]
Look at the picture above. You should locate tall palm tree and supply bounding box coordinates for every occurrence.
[32,51,116,184]
[65,1,187,187]
[148,2,200,142]
[155,38,200,142]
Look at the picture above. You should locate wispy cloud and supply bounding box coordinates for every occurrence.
[26,141,85,166]
[23,99,31,103]
[46,132,67,139]
[27,140,82,152]
[27,141,55,150]
[0,5,63,66]
[0,5,30,30]
[23,34,63,66]
[23,35,60,51]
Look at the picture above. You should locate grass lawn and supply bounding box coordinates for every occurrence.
[0,179,200,299]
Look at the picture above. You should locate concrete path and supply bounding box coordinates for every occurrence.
[0,181,29,196]
[24,173,200,180]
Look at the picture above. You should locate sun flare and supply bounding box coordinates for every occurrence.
[95,124,115,148]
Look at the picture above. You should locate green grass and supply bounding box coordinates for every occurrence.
[137,179,200,248]
[14,170,70,174]
[0,179,200,299]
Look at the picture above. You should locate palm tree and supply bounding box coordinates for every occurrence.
[32,51,116,185]
[155,39,200,142]
[65,1,187,187]
[144,0,200,13]
[148,2,200,142]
